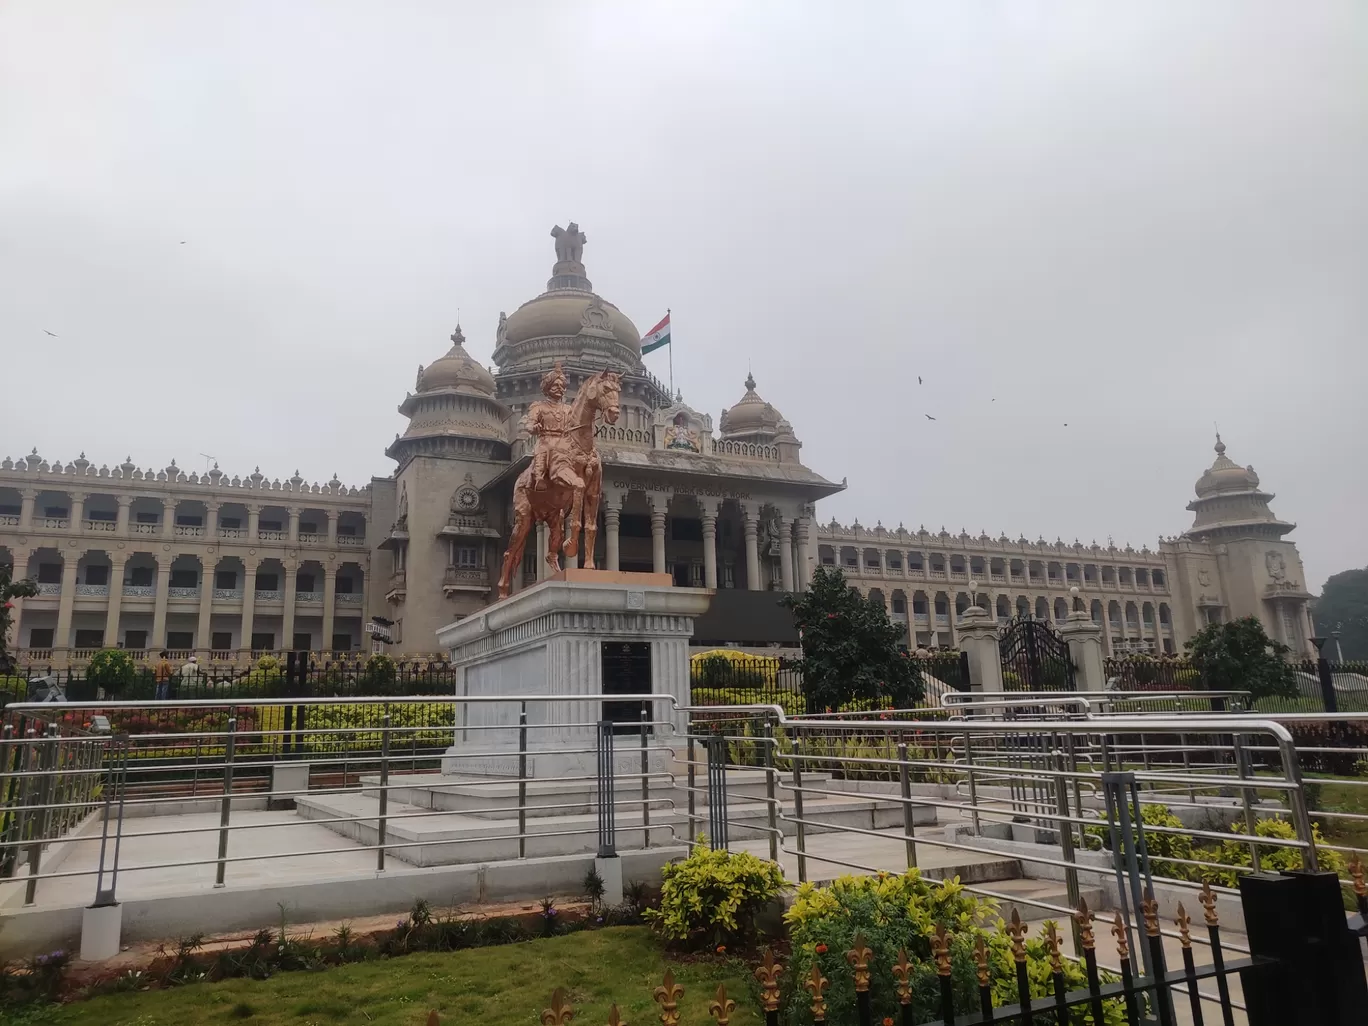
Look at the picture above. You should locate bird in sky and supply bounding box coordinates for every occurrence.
[1063,423,1069,427]
[180,241,187,244]
[918,375,922,385]
[43,330,57,337]
[925,414,936,421]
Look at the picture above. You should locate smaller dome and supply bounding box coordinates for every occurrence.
[720,373,784,437]
[418,326,495,396]
[1194,434,1260,498]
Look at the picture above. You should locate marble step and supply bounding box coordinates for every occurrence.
[357,768,838,820]
[294,790,938,867]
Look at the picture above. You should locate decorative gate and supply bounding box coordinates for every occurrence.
[999,613,1076,690]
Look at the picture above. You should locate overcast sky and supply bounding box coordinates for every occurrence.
[2,2,1364,593]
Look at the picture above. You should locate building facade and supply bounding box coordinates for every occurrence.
[0,228,1316,666]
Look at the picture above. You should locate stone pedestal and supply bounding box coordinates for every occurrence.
[1059,611,1107,692]
[955,605,1004,692]
[435,573,712,778]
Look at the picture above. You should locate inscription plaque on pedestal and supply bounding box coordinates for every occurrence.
[601,641,652,732]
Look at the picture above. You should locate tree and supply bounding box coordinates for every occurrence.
[0,563,39,673]
[1312,567,1368,661]
[780,566,924,712]
[1184,616,1298,700]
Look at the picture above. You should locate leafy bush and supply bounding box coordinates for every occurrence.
[691,687,805,717]
[783,871,1122,1026]
[644,843,786,947]
[360,653,397,692]
[690,650,781,687]
[300,702,455,752]
[1084,802,1198,881]
[86,648,137,694]
[1206,817,1345,887]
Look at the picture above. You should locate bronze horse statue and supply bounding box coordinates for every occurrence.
[497,369,622,598]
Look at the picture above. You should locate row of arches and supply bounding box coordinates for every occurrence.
[861,586,1173,631]
[1,547,366,598]
[0,487,367,539]
[818,546,1166,589]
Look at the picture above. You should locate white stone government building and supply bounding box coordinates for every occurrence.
[0,228,1316,667]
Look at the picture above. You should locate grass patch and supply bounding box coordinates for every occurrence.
[33,928,759,1026]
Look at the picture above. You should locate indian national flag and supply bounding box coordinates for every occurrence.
[641,312,671,354]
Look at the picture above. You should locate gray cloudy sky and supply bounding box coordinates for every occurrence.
[2,2,1364,592]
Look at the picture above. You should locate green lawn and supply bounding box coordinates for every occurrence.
[16,929,760,1026]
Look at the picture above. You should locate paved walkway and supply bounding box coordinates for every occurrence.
[22,811,378,907]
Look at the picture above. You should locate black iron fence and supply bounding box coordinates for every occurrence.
[0,653,456,707]
[533,876,1367,1026]
[688,652,968,715]
[1104,656,1368,713]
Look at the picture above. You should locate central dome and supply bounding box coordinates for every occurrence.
[503,292,640,349]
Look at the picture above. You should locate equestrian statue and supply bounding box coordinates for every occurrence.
[496,361,622,598]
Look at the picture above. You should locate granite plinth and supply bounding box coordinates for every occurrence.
[435,576,712,778]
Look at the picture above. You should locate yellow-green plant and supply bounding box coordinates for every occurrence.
[643,842,785,947]
[1207,816,1345,886]
[784,871,1123,1026]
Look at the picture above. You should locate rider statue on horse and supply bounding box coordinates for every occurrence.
[497,360,622,598]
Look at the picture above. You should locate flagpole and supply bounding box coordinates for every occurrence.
[667,307,673,398]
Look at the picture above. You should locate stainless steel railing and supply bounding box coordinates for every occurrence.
[0,694,685,907]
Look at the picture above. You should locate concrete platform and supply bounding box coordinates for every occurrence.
[297,768,938,867]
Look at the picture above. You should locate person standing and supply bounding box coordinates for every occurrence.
[177,654,201,699]
[153,650,173,699]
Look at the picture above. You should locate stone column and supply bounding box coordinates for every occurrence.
[194,559,213,658]
[240,563,258,659]
[205,502,220,540]
[742,508,761,591]
[536,523,549,580]
[955,601,1003,692]
[282,559,298,651]
[327,511,338,545]
[321,567,337,654]
[115,495,132,536]
[104,555,126,650]
[247,504,261,542]
[1060,605,1107,692]
[288,508,301,543]
[54,555,80,665]
[18,489,35,530]
[795,515,811,591]
[604,498,621,572]
[70,493,86,533]
[161,499,176,538]
[649,502,667,575]
[946,599,958,648]
[151,559,172,650]
[778,517,795,592]
[701,508,718,589]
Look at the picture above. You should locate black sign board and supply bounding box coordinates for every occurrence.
[600,641,652,733]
